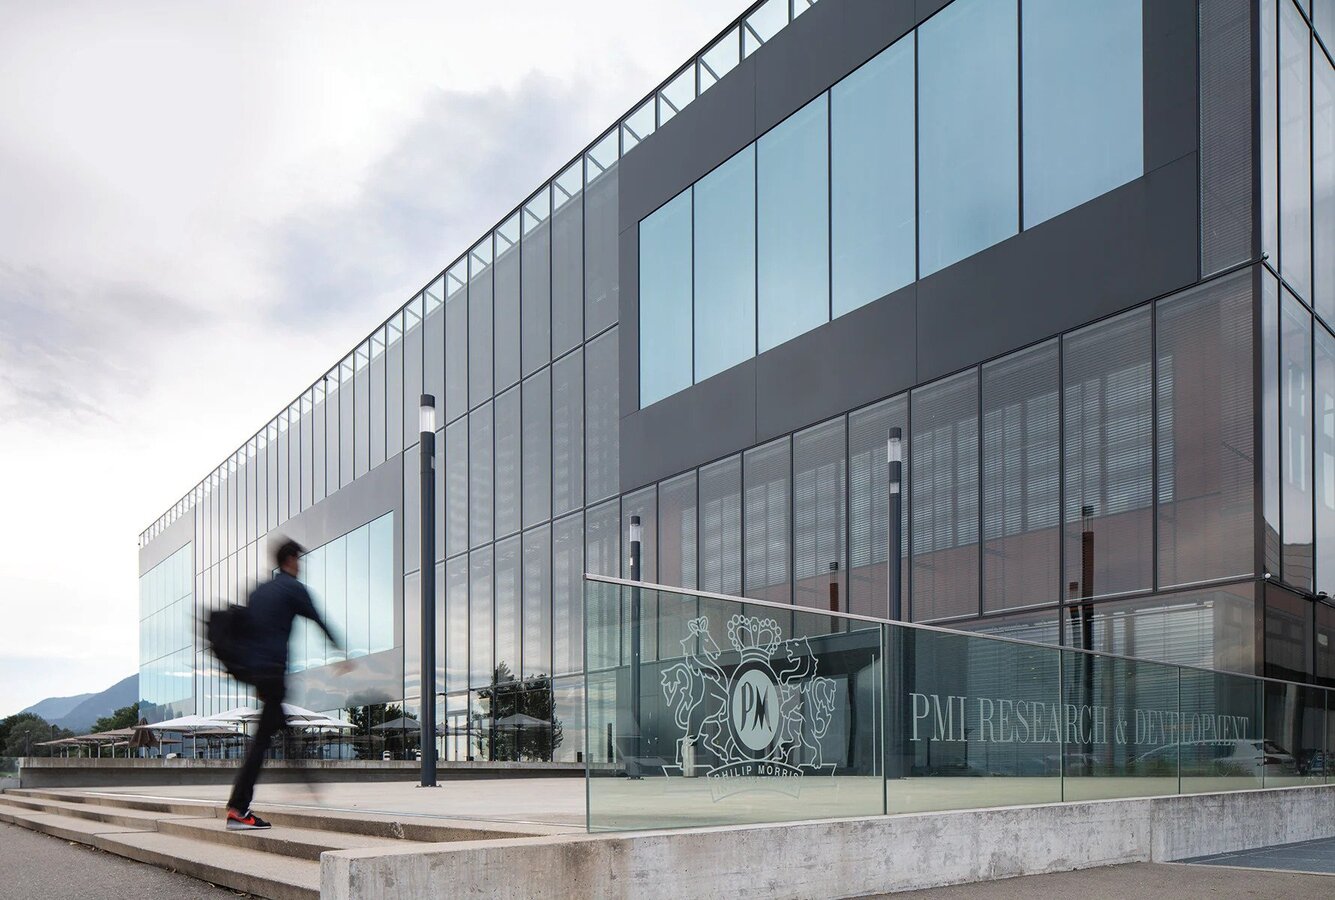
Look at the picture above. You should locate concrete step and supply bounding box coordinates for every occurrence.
[0,793,207,830]
[0,804,149,845]
[10,787,218,818]
[96,829,320,900]
[9,787,540,842]
[156,814,415,862]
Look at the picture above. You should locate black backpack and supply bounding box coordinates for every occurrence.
[205,604,259,686]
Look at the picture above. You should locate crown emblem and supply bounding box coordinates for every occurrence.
[726,614,782,661]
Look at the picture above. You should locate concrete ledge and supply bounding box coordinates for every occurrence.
[321,785,1335,900]
[18,758,583,789]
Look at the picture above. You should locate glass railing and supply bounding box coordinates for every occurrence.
[583,576,1334,832]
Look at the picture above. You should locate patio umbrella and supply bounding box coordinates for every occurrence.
[493,713,551,729]
[206,706,260,724]
[147,714,218,757]
[370,716,421,732]
[129,718,160,753]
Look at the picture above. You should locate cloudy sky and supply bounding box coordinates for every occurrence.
[0,0,752,717]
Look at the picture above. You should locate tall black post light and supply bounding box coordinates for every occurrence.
[419,394,438,788]
[627,515,643,779]
[23,729,31,759]
[887,427,909,781]
[887,428,903,622]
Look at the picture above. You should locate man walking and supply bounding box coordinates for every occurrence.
[226,539,348,830]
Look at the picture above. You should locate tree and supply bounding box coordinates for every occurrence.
[0,713,70,758]
[476,665,563,762]
[345,703,411,760]
[92,703,140,734]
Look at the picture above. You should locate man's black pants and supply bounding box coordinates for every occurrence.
[228,675,285,812]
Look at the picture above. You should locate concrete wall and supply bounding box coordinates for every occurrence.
[323,786,1335,900]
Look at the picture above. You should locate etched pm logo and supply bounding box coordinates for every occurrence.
[661,613,837,800]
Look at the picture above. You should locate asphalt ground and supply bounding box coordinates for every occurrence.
[0,821,247,900]
[880,861,1333,898]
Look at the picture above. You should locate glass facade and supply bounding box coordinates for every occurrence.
[637,0,1147,407]
[139,0,1332,756]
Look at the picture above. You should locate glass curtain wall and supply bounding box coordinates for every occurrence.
[636,0,1147,408]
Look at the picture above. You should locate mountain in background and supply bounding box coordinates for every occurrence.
[21,692,95,723]
[19,675,138,733]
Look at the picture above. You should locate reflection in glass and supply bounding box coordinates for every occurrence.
[1060,651,1178,802]
[639,191,694,407]
[1282,290,1314,590]
[911,370,979,621]
[744,438,792,605]
[1063,308,1153,599]
[1156,273,1254,587]
[694,146,756,383]
[982,341,1059,612]
[1022,0,1142,228]
[794,418,846,611]
[832,36,914,315]
[918,0,1018,276]
[758,95,829,353]
[1280,1,1312,299]
[1178,668,1263,794]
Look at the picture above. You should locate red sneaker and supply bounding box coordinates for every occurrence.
[225,808,272,830]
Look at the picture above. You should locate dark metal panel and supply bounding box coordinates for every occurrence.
[754,286,917,443]
[1143,0,1200,172]
[754,0,847,135]
[618,226,640,420]
[618,61,756,234]
[915,154,1199,385]
[620,361,757,493]
[278,451,403,558]
[915,0,955,23]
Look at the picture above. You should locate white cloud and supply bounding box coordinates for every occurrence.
[0,0,755,717]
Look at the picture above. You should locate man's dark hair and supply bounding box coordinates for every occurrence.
[275,539,304,568]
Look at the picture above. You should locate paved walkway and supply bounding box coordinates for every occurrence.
[1182,836,1335,874]
[880,862,1333,898]
[0,821,245,899]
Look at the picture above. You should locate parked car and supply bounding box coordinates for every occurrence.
[1134,740,1297,776]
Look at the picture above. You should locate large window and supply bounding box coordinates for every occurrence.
[494,386,521,539]
[1280,1,1313,300]
[1282,288,1314,589]
[522,526,552,679]
[982,340,1059,612]
[831,37,915,316]
[522,370,552,528]
[757,94,829,352]
[1022,0,1143,228]
[918,0,1018,276]
[552,350,584,517]
[469,547,493,688]
[694,146,756,383]
[1156,272,1254,588]
[794,418,846,610]
[1063,307,1154,600]
[1316,42,1335,322]
[521,193,552,377]
[744,438,792,605]
[586,328,619,503]
[636,0,1150,405]
[494,215,522,392]
[911,370,980,621]
[639,192,694,407]
[469,403,493,548]
[699,454,742,596]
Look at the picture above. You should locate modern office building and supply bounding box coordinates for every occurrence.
[138,0,1334,764]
